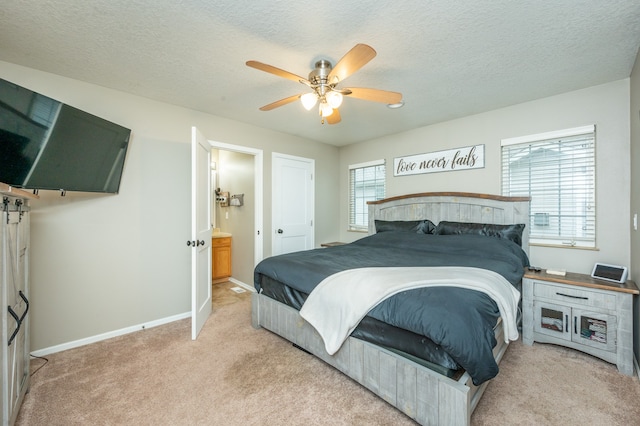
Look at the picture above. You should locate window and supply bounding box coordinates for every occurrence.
[30,94,59,127]
[349,160,385,231]
[501,125,595,248]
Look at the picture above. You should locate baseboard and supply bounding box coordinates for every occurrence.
[31,311,191,357]
[228,277,256,293]
[32,280,255,357]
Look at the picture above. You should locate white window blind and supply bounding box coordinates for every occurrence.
[501,126,596,248]
[349,160,385,231]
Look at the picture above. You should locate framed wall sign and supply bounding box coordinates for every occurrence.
[394,144,485,177]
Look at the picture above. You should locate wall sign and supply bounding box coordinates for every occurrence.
[393,144,485,176]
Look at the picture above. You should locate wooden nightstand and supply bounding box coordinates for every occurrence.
[522,269,638,376]
[320,241,346,248]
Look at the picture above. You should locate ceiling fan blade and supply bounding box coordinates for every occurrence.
[327,44,376,84]
[326,108,341,125]
[259,94,301,111]
[344,87,403,104]
[246,60,310,85]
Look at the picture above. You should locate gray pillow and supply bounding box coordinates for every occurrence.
[375,219,436,234]
[434,221,526,246]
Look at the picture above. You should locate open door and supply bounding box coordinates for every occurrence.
[191,127,212,339]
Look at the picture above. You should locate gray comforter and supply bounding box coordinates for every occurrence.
[254,231,529,385]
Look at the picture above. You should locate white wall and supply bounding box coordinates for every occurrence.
[0,61,339,352]
[339,79,631,275]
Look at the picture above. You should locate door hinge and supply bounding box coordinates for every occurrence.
[15,199,23,222]
[2,197,9,224]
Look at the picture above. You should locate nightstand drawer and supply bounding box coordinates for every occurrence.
[533,282,616,310]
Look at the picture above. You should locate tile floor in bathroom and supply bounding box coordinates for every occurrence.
[211,281,252,307]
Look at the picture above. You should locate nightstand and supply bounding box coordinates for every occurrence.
[320,241,346,248]
[522,269,638,376]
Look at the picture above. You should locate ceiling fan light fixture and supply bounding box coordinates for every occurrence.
[247,44,403,125]
[319,101,333,117]
[300,92,318,110]
[326,91,343,108]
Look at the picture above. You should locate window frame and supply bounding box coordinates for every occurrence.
[501,125,596,249]
[348,159,386,232]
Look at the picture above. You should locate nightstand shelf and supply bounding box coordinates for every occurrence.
[522,269,638,376]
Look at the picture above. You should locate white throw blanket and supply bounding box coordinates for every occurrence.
[299,266,521,355]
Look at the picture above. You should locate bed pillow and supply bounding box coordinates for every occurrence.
[434,221,526,246]
[375,219,436,234]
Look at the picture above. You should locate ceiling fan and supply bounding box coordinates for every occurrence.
[246,44,403,124]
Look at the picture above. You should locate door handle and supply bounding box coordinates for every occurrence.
[277,229,283,234]
[7,306,20,346]
[556,292,588,300]
[7,292,28,346]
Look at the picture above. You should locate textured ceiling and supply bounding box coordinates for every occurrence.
[1,1,639,146]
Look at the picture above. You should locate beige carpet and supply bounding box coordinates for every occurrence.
[17,298,640,425]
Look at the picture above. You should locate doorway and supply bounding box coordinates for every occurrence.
[209,142,263,289]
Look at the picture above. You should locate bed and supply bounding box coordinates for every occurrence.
[252,192,530,425]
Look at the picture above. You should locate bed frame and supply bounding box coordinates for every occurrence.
[252,192,530,425]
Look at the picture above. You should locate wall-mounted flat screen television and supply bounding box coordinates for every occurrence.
[0,78,131,193]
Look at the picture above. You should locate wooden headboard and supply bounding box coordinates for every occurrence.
[368,192,531,255]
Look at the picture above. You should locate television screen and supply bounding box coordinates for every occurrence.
[0,78,131,193]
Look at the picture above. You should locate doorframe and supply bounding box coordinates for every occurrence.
[208,141,264,267]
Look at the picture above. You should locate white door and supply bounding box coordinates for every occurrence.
[272,153,314,255]
[191,127,212,339]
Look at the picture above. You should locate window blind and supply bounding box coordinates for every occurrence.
[29,94,59,127]
[501,126,596,248]
[349,160,385,231]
